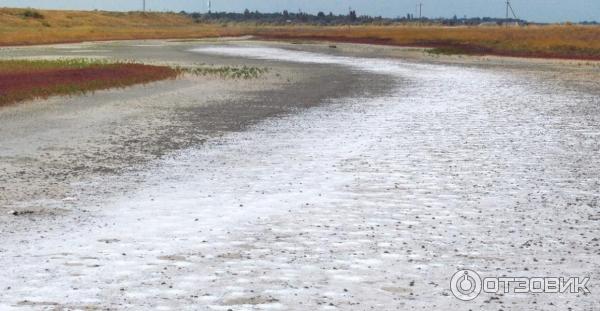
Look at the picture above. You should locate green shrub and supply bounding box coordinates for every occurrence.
[22,9,44,19]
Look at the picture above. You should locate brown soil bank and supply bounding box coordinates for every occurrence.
[1,8,600,61]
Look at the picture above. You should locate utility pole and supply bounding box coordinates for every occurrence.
[505,0,518,20]
[208,0,211,13]
[415,2,423,25]
[143,0,146,12]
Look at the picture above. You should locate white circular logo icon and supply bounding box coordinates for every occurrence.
[450,269,482,301]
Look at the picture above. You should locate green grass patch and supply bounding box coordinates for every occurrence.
[177,65,269,79]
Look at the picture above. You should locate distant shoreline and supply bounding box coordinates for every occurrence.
[254,34,600,61]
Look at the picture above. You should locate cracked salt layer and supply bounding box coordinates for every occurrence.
[1,46,599,310]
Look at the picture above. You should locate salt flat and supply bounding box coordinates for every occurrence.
[0,41,598,310]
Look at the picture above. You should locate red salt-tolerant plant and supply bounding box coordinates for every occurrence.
[0,59,179,106]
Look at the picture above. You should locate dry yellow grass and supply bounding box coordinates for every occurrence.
[0,8,241,45]
[1,8,599,60]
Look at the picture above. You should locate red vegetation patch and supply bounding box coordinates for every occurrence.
[0,62,178,107]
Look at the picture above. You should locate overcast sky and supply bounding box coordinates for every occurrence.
[1,0,598,22]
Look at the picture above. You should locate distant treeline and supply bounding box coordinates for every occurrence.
[180,10,597,26]
[178,10,595,26]
[184,9,387,25]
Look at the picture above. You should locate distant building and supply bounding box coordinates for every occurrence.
[479,21,523,27]
[500,21,525,26]
[479,22,499,26]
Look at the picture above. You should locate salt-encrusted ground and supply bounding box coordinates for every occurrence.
[0,43,599,310]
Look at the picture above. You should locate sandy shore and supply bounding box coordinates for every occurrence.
[0,40,599,310]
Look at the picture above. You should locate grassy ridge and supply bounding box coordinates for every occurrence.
[0,59,178,106]
[1,8,599,60]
